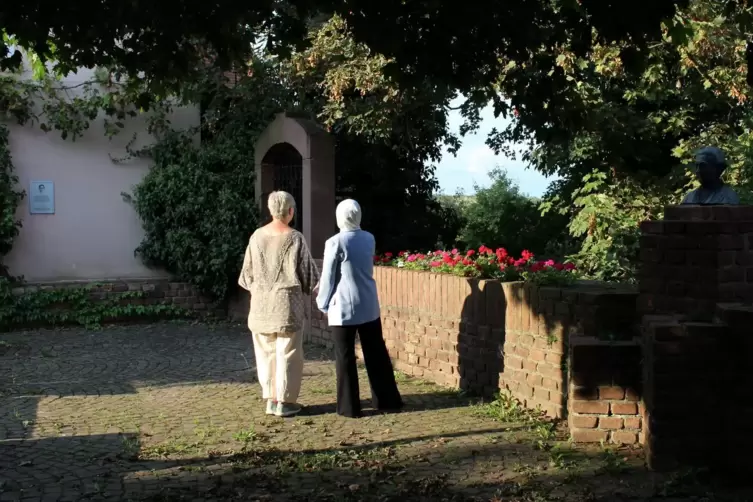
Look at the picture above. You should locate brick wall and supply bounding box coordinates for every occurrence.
[640,305,753,471]
[717,303,753,475]
[8,279,219,326]
[636,205,753,471]
[312,268,500,390]
[501,282,637,419]
[639,205,753,321]
[310,267,641,440]
[568,338,643,445]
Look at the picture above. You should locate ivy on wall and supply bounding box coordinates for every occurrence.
[0,68,196,328]
[0,124,24,278]
[0,286,191,331]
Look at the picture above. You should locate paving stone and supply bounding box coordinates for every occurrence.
[1,322,750,501]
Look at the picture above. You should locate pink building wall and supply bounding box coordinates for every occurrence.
[4,67,200,282]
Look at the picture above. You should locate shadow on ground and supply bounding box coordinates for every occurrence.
[2,323,749,502]
[127,438,753,502]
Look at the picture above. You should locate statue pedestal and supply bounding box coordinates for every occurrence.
[638,205,753,321]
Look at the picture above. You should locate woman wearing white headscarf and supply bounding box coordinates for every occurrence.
[316,199,402,418]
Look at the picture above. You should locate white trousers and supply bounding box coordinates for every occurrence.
[252,330,304,404]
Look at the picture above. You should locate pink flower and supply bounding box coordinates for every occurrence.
[430,261,442,268]
[521,250,534,261]
[451,248,459,255]
[544,259,555,267]
[466,250,475,257]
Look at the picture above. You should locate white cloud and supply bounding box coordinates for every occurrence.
[465,145,497,174]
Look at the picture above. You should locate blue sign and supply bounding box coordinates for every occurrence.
[30,181,54,214]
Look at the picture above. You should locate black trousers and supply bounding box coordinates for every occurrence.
[331,318,403,418]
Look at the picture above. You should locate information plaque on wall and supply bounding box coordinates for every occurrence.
[30,181,55,214]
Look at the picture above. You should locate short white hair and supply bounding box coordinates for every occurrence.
[267,191,295,220]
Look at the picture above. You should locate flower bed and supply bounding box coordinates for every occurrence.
[374,246,577,286]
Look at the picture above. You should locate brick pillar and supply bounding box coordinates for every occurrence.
[716,304,753,475]
[638,205,753,321]
[642,316,729,470]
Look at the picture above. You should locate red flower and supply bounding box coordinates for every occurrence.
[384,252,393,258]
[466,250,475,257]
[564,263,576,271]
[530,261,545,272]
[521,250,534,261]
[430,261,442,268]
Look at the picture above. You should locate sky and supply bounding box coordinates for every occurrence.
[435,99,556,198]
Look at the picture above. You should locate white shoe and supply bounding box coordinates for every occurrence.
[265,400,277,415]
[275,402,302,417]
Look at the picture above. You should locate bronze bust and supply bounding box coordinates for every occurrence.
[681,146,740,205]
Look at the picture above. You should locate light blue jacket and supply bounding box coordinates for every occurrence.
[316,230,380,326]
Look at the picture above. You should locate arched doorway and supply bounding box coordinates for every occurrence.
[260,143,303,232]
[254,113,335,259]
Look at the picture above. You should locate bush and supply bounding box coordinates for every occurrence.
[0,125,24,277]
[456,168,569,257]
[124,132,258,301]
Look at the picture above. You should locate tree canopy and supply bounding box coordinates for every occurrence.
[1,0,700,93]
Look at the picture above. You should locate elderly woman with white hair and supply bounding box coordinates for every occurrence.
[239,191,319,418]
[316,199,403,418]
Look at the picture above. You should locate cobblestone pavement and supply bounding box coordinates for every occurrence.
[1,323,750,502]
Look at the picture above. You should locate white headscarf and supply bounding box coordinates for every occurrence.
[336,199,362,231]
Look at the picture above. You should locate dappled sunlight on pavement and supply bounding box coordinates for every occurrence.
[1,323,750,501]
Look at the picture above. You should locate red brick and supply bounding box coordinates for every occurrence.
[624,417,642,430]
[529,349,546,361]
[640,221,664,234]
[534,387,550,402]
[522,360,537,372]
[572,401,610,414]
[625,388,640,402]
[611,402,638,415]
[598,417,624,430]
[537,364,562,379]
[526,374,543,386]
[664,251,686,265]
[549,391,566,406]
[719,235,744,250]
[571,415,598,428]
[518,384,533,398]
[599,386,625,400]
[612,431,639,445]
[541,377,559,391]
[571,429,609,443]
